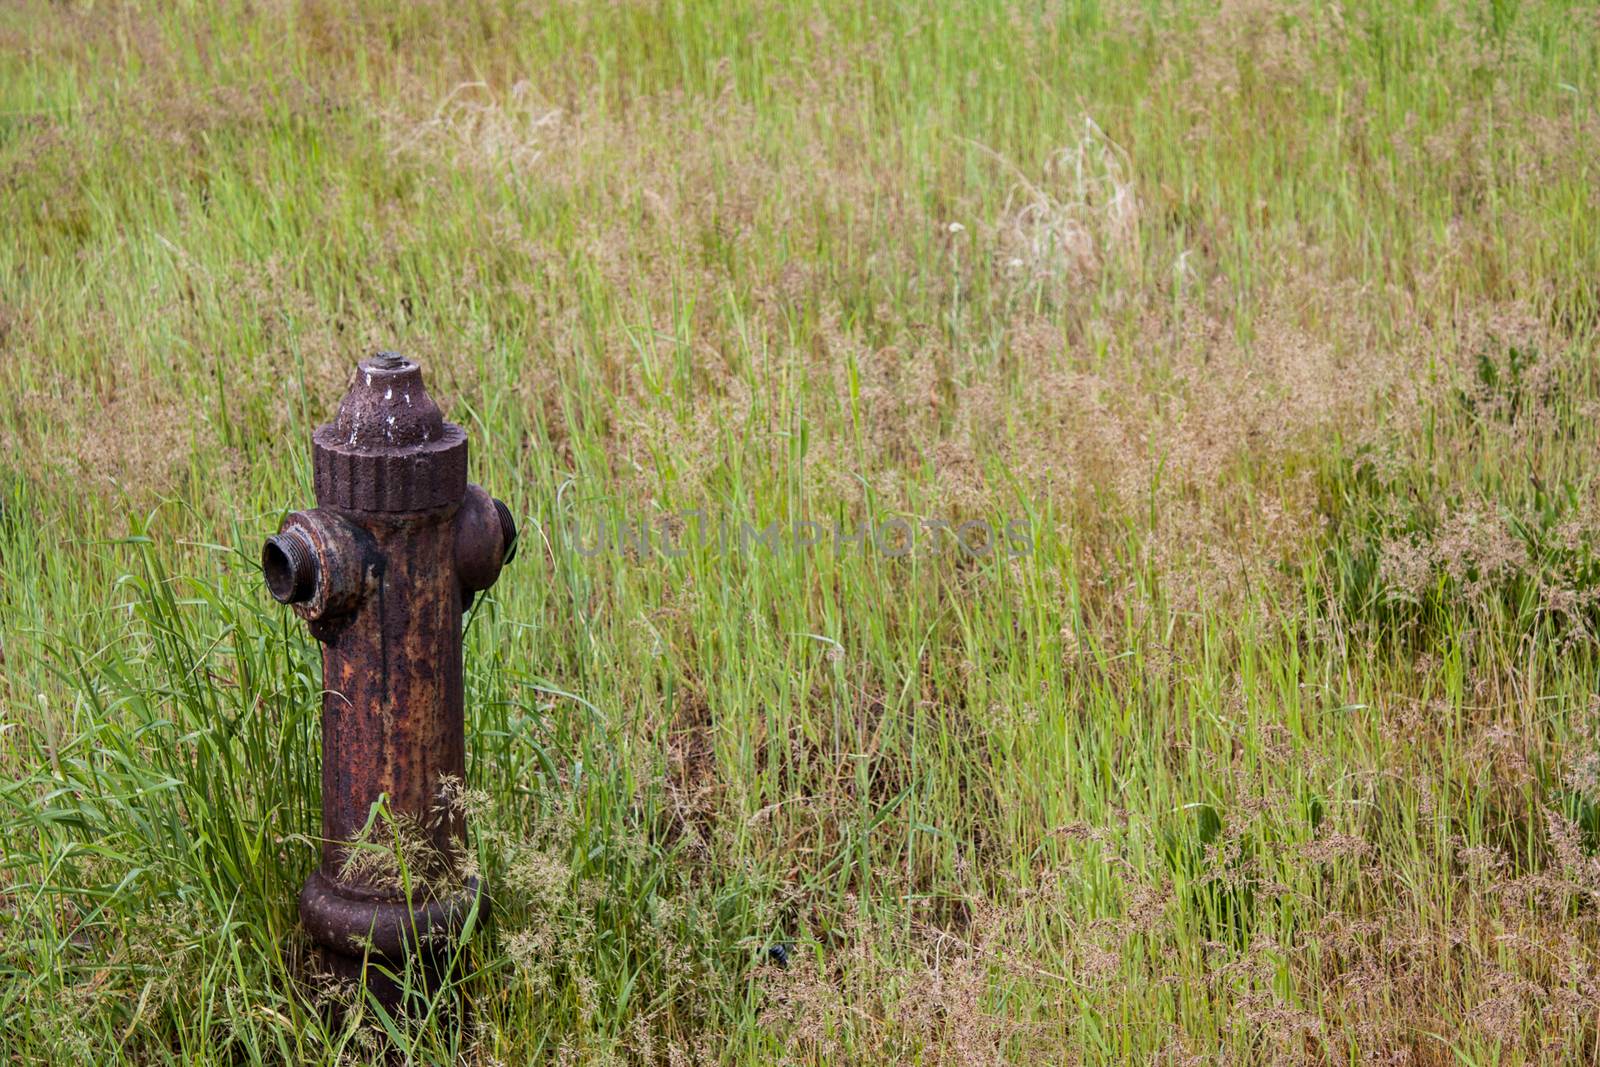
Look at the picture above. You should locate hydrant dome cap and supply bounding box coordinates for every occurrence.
[333,352,449,451]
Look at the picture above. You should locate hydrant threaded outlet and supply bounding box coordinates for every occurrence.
[264,352,515,1004]
[262,529,316,604]
[493,497,517,562]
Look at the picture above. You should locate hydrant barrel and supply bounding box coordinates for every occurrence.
[264,352,514,999]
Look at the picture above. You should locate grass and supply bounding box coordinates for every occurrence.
[2,0,1600,1061]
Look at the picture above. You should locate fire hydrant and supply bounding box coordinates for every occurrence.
[262,352,515,999]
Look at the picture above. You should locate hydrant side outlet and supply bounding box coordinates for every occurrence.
[265,352,513,998]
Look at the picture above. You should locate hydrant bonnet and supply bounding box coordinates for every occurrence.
[312,351,468,513]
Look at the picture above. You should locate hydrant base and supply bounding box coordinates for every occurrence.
[299,869,483,974]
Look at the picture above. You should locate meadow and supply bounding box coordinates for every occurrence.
[3,0,1600,1062]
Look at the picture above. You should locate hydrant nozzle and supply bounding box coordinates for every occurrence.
[264,352,514,1002]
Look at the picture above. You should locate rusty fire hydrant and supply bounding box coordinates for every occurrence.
[262,352,515,999]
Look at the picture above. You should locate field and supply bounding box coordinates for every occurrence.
[3,0,1600,1062]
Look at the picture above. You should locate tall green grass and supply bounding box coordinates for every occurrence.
[4,0,1600,1061]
